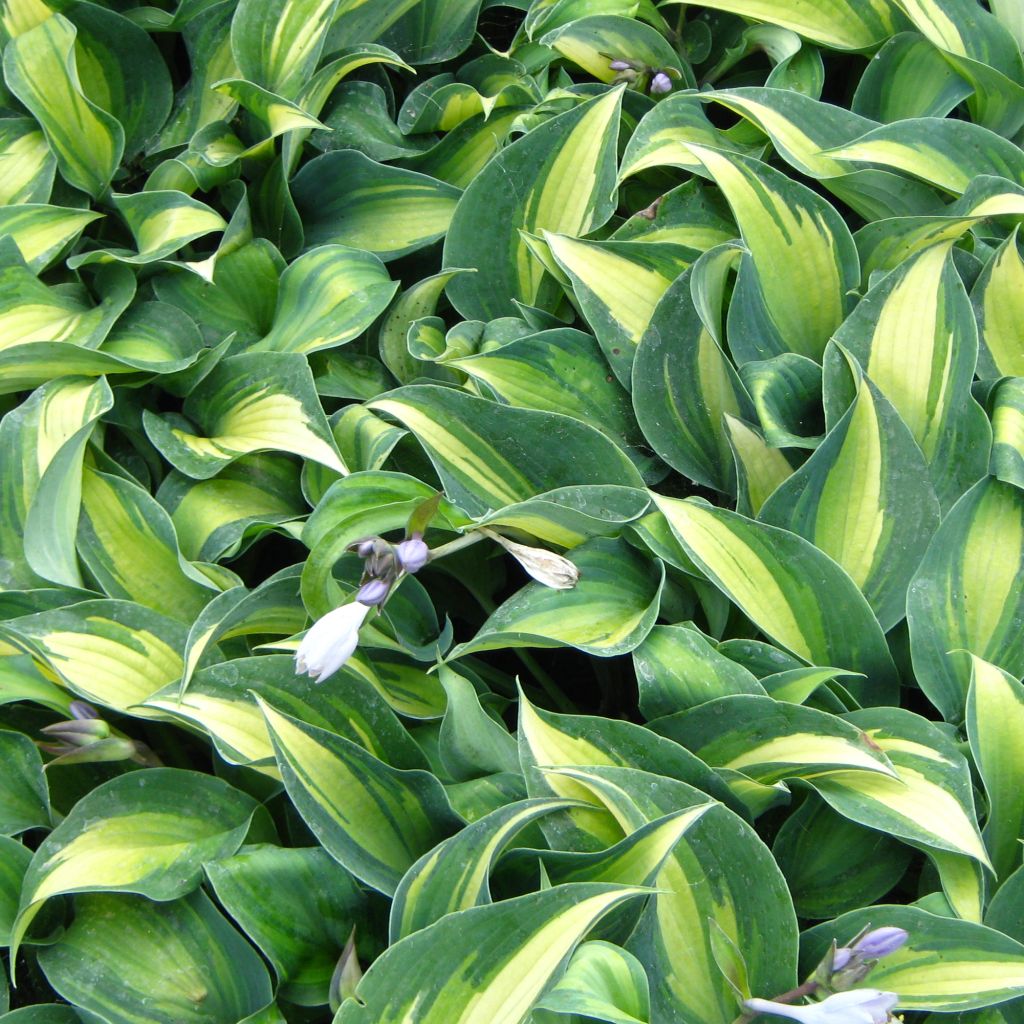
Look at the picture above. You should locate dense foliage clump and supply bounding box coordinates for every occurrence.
[3,0,1024,1022]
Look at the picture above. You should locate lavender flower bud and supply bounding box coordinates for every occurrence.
[396,536,430,574]
[651,72,675,95]
[650,72,673,95]
[356,539,376,559]
[853,928,909,959]
[609,59,631,71]
[69,700,100,720]
[831,948,853,971]
[356,579,390,606]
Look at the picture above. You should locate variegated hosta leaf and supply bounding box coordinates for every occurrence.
[516,694,740,851]
[553,765,798,1024]
[618,93,761,182]
[541,13,684,85]
[253,244,397,355]
[803,906,1024,1011]
[172,570,306,696]
[908,477,1024,722]
[145,653,425,774]
[0,834,31,945]
[437,665,519,781]
[259,698,462,894]
[337,884,649,1024]
[653,494,900,705]
[292,150,461,261]
[473,486,649,551]
[0,598,188,713]
[448,327,649,471]
[772,794,912,920]
[0,117,56,204]
[760,374,941,630]
[449,537,663,660]
[37,890,273,1024]
[688,145,860,364]
[154,238,285,347]
[544,234,693,387]
[826,241,991,512]
[974,228,1024,378]
[143,351,346,479]
[854,31,975,121]
[534,940,651,1024]
[444,88,622,320]
[157,454,305,563]
[988,377,1024,488]
[810,707,990,872]
[660,0,903,50]
[651,694,897,784]
[724,414,797,517]
[204,845,365,1006]
[633,624,766,719]
[69,190,226,267]
[389,798,575,941]
[822,117,1024,194]
[0,728,50,836]
[10,769,256,957]
[892,0,1024,135]
[77,466,219,623]
[0,375,113,590]
[2,14,124,198]
[369,384,644,517]
[0,204,102,272]
[966,656,1024,883]
[230,0,340,100]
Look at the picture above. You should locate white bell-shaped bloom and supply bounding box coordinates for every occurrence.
[294,602,371,683]
[745,990,899,1024]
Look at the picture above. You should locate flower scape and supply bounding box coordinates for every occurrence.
[3,1,1024,1023]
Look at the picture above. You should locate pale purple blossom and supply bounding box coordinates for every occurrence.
[745,990,898,1024]
[650,72,673,94]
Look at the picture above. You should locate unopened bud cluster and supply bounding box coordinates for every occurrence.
[295,532,431,684]
[606,55,680,95]
[814,926,909,994]
[39,701,157,766]
[745,927,908,1024]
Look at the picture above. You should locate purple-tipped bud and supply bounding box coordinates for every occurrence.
[609,59,631,71]
[69,700,100,720]
[650,72,672,95]
[831,948,853,971]
[41,717,111,744]
[396,536,430,574]
[853,927,909,959]
[356,539,376,558]
[356,579,390,606]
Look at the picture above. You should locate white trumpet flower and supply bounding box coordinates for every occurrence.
[745,990,899,1024]
[294,602,371,683]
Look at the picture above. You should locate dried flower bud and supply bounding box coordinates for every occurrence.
[396,535,430,574]
[650,71,673,95]
[488,532,579,589]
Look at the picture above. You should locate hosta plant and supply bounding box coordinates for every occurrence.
[4,0,1024,1022]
